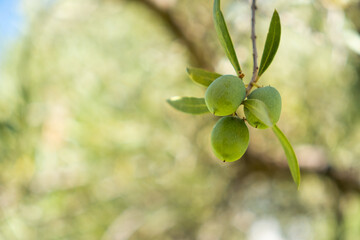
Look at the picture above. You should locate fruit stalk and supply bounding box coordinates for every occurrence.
[246,0,259,96]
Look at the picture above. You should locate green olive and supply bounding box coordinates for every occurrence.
[211,116,249,162]
[205,75,246,116]
[244,86,282,129]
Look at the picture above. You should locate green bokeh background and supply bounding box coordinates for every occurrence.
[0,0,359,239]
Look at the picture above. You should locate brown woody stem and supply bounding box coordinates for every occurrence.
[246,0,259,96]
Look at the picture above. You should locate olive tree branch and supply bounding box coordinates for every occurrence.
[123,0,213,69]
[127,0,360,194]
[246,0,259,96]
[236,150,360,193]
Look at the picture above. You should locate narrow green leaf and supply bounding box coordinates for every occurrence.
[186,67,222,87]
[272,124,301,188]
[213,0,241,74]
[243,99,273,127]
[167,97,210,114]
[258,10,281,77]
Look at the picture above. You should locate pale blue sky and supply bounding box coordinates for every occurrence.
[0,0,23,58]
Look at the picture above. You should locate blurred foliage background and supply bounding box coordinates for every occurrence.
[0,0,359,239]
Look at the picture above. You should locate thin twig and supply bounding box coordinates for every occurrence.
[246,0,258,96]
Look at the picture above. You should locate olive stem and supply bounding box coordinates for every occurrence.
[253,82,261,88]
[246,0,259,96]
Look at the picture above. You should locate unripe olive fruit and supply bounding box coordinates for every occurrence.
[244,86,282,129]
[205,75,246,116]
[211,116,249,162]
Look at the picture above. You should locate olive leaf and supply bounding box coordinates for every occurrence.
[272,125,301,188]
[213,0,242,74]
[167,97,210,114]
[258,10,281,77]
[186,67,222,87]
[243,99,273,127]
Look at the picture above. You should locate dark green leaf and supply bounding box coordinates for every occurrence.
[258,10,281,77]
[272,124,301,188]
[243,99,273,127]
[186,67,222,87]
[167,97,210,114]
[213,0,242,74]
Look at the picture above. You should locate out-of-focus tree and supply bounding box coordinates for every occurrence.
[0,0,359,239]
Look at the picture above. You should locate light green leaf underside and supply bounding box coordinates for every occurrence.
[243,99,273,127]
[167,97,210,114]
[186,67,222,87]
[258,10,281,77]
[213,0,241,74]
[272,124,301,188]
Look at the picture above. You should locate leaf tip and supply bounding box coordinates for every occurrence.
[273,9,280,20]
[166,96,179,105]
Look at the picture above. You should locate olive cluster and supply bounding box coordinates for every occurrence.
[205,75,281,162]
[167,2,300,186]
